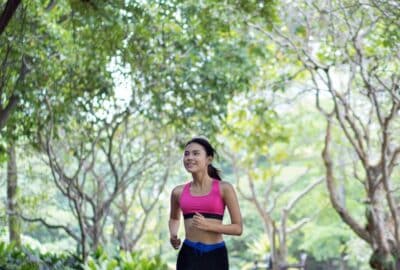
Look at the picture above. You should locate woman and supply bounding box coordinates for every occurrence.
[169,137,243,270]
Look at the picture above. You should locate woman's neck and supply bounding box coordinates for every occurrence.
[191,172,212,187]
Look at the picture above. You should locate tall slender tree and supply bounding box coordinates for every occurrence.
[6,142,20,245]
[249,0,400,268]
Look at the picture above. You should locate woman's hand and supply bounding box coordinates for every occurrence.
[170,234,181,250]
[192,212,210,231]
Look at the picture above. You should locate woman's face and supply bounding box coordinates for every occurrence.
[183,143,211,174]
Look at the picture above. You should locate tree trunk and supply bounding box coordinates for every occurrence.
[7,143,21,246]
[366,172,397,270]
[369,248,397,270]
[0,95,19,131]
[91,217,101,252]
[0,0,21,35]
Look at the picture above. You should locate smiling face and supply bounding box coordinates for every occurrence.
[183,142,212,174]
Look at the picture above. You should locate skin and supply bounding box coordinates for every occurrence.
[169,142,243,250]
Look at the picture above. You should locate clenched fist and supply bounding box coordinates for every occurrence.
[170,235,181,250]
[192,212,210,231]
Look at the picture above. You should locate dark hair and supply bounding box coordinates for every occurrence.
[185,137,222,181]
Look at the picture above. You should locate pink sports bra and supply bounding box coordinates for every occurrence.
[179,179,225,220]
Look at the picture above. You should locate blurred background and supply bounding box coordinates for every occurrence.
[0,0,399,269]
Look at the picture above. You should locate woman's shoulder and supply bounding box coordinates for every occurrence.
[218,180,234,192]
[171,183,187,197]
[218,180,233,186]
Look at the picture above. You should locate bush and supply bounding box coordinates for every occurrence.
[0,242,82,270]
[0,242,168,270]
[86,247,168,270]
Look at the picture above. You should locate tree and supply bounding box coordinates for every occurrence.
[1,1,120,247]
[221,93,324,269]
[1,0,278,264]
[0,1,118,133]
[111,155,173,251]
[6,142,20,245]
[118,0,261,137]
[25,106,175,262]
[249,0,400,268]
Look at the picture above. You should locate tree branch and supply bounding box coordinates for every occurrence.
[19,213,80,242]
[285,177,324,214]
[380,101,400,249]
[323,117,371,243]
[0,94,18,130]
[0,0,21,35]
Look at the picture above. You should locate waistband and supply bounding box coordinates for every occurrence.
[183,239,225,253]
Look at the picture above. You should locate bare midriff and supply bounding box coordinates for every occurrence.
[184,218,223,244]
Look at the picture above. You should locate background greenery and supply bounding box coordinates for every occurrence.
[0,0,399,269]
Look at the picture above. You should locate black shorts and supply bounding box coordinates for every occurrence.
[177,240,229,270]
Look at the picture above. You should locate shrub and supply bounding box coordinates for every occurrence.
[86,247,168,270]
[0,242,168,270]
[0,242,82,270]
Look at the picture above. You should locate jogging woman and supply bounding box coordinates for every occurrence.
[169,137,243,270]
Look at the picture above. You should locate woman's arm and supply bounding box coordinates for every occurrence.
[169,186,182,249]
[192,182,243,235]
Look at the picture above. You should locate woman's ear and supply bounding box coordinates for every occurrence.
[208,156,213,164]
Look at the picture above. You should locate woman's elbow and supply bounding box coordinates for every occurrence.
[235,224,243,236]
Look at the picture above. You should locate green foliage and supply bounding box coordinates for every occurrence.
[300,223,354,261]
[0,242,168,270]
[120,0,260,136]
[6,0,395,268]
[86,247,167,270]
[0,0,280,144]
[223,92,289,167]
[235,0,279,27]
[0,0,114,145]
[0,242,82,270]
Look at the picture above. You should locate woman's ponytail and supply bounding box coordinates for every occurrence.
[208,164,222,181]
